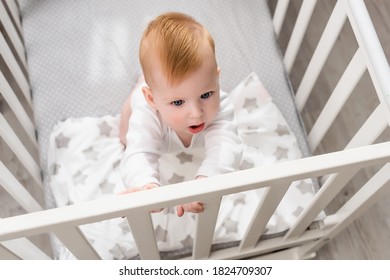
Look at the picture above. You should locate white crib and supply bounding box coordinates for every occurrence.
[0,0,389,260]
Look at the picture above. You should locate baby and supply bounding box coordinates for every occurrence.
[119,12,243,217]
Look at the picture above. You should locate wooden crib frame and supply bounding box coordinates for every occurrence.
[0,0,389,260]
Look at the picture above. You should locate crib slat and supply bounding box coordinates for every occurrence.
[0,161,43,212]
[272,0,290,37]
[240,182,290,250]
[0,244,20,259]
[4,0,22,35]
[126,211,160,260]
[0,72,38,149]
[283,0,317,73]
[298,163,390,258]
[295,0,347,112]
[1,238,51,260]
[284,167,360,240]
[287,106,388,239]
[319,105,388,185]
[0,114,42,188]
[333,164,390,233]
[192,196,221,259]
[345,0,390,124]
[0,1,27,68]
[0,33,31,106]
[345,104,388,149]
[307,48,366,152]
[54,227,101,260]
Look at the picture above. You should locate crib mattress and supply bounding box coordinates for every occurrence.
[18,0,313,259]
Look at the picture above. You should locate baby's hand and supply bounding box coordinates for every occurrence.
[118,183,159,195]
[118,183,162,213]
[175,176,206,217]
[176,201,204,217]
[117,186,143,195]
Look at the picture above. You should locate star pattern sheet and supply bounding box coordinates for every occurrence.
[48,73,319,259]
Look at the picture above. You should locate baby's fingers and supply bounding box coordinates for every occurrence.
[176,202,204,217]
[117,187,143,195]
[176,205,185,217]
[188,202,204,213]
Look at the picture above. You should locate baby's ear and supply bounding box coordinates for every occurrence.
[142,86,157,109]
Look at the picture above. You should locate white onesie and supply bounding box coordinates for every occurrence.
[120,84,243,188]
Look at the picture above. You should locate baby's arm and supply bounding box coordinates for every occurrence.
[119,93,133,146]
[174,93,243,217]
[120,181,204,217]
[120,103,162,190]
[119,183,162,213]
[119,182,160,194]
[197,92,243,178]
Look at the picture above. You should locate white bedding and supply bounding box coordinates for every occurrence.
[48,73,318,259]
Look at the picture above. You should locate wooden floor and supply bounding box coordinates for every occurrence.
[1,0,389,259]
[272,0,390,259]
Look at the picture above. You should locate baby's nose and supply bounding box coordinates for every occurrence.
[189,103,203,118]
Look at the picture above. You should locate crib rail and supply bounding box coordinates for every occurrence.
[0,142,389,259]
[272,0,390,257]
[273,0,390,149]
[0,0,46,261]
[1,0,390,260]
[0,1,43,207]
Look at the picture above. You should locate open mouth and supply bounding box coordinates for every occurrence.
[188,123,205,134]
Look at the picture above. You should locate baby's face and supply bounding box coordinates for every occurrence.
[146,50,220,142]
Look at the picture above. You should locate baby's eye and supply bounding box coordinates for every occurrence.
[201,91,213,99]
[171,100,184,107]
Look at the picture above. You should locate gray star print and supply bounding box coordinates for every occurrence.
[73,170,87,185]
[275,124,290,136]
[240,159,255,170]
[98,121,112,137]
[274,147,289,160]
[155,225,168,243]
[296,180,314,195]
[83,147,99,160]
[168,173,185,184]
[99,180,115,194]
[243,98,259,113]
[176,152,193,164]
[55,133,71,149]
[223,218,238,234]
[293,206,304,217]
[180,234,193,248]
[233,194,246,206]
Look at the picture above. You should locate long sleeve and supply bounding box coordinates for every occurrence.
[120,104,163,188]
[196,92,243,177]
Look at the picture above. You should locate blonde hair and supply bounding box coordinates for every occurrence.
[139,12,216,86]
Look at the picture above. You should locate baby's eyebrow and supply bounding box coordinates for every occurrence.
[166,95,183,99]
[164,96,184,102]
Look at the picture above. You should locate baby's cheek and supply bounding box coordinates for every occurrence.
[209,100,220,120]
[172,112,186,125]
[165,110,185,126]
